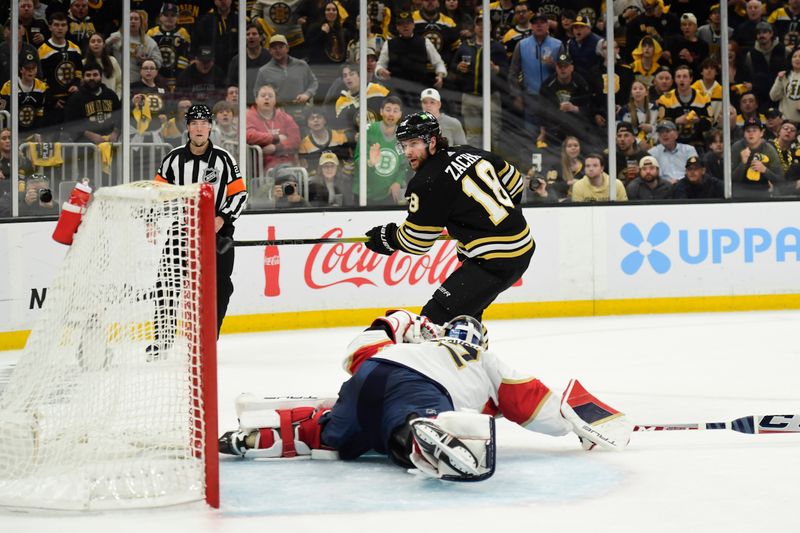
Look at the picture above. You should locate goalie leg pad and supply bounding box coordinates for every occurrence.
[409,411,496,482]
[560,379,633,452]
[221,395,336,459]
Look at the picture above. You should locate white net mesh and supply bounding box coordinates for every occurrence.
[0,182,215,510]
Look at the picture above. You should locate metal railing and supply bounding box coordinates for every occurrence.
[19,142,102,189]
[247,144,265,182]
[122,142,175,184]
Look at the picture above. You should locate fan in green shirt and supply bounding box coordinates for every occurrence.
[354,95,410,205]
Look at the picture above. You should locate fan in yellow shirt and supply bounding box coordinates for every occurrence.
[571,153,629,202]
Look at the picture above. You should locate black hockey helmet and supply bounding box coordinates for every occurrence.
[185,104,213,124]
[396,111,440,143]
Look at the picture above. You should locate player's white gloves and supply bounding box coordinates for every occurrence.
[372,310,441,344]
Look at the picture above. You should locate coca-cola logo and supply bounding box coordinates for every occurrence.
[304,228,462,289]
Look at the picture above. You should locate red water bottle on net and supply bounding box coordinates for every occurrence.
[263,225,281,297]
[52,180,93,245]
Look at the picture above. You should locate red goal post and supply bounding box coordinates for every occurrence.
[0,182,219,510]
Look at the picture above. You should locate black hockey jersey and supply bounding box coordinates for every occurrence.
[38,39,82,99]
[0,78,49,132]
[397,145,531,261]
[146,25,192,90]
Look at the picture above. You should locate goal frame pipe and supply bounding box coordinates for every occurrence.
[198,184,220,508]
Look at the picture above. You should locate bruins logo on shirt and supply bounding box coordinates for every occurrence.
[160,45,177,68]
[20,105,36,127]
[204,168,218,183]
[269,2,292,25]
[423,30,443,52]
[375,147,399,177]
[56,60,77,88]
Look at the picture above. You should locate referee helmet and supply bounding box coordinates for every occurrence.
[185,104,213,124]
[396,111,440,143]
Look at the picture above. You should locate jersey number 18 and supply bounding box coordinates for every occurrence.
[461,160,514,225]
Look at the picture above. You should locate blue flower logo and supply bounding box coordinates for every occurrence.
[620,222,671,275]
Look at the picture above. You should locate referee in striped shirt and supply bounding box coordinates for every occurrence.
[153,104,247,349]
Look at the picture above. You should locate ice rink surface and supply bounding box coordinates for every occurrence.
[2,310,800,532]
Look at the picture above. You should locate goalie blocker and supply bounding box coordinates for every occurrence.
[219,311,633,481]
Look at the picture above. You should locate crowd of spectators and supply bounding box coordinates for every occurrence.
[3,0,800,218]
[518,0,800,203]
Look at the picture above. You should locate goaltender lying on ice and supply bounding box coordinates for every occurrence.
[219,311,633,481]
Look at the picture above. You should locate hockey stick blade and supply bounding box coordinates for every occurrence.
[232,234,453,247]
[634,414,800,434]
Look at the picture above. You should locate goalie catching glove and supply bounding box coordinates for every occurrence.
[371,309,441,344]
[408,411,496,481]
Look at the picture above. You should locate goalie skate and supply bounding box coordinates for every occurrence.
[561,379,632,452]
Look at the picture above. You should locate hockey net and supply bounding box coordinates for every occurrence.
[0,182,219,510]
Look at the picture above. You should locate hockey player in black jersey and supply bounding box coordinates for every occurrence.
[365,112,533,323]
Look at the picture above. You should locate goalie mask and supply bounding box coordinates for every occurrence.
[438,315,487,351]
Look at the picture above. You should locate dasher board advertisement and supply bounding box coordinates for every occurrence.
[1,202,799,340]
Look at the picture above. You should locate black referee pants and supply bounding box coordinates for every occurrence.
[216,239,234,335]
[153,224,236,348]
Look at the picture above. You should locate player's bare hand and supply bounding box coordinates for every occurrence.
[215,216,224,233]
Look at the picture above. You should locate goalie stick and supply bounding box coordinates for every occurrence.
[634,414,800,434]
[230,234,453,248]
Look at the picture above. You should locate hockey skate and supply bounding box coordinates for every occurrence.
[561,379,632,452]
[219,430,251,456]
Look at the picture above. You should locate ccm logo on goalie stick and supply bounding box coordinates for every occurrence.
[759,415,800,431]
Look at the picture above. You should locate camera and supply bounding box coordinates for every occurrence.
[39,187,53,203]
[282,182,296,196]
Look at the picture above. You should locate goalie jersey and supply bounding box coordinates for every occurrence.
[343,329,571,437]
[397,145,531,261]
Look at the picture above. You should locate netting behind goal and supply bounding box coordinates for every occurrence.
[0,182,219,510]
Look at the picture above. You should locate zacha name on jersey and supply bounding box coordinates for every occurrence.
[444,150,482,182]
